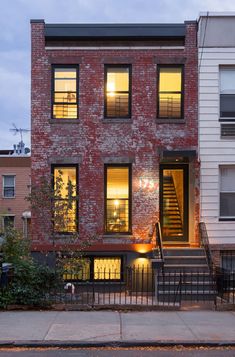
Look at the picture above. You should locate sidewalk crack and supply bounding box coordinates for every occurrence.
[118,312,123,341]
[43,312,59,340]
[177,312,199,340]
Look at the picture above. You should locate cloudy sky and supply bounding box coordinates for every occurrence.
[0,0,234,149]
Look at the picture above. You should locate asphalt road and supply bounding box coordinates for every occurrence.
[0,348,235,356]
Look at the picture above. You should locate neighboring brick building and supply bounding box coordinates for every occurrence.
[0,144,31,238]
[31,20,198,275]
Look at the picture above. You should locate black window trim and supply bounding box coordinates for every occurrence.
[51,64,79,120]
[51,164,79,234]
[104,163,132,235]
[157,64,184,120]
[104,64,132,119]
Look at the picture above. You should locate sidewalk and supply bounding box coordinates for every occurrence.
[0,310,235,347]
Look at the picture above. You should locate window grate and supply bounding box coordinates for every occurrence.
[221,124,235,138]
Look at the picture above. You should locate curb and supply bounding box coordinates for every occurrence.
[0,340,235,348]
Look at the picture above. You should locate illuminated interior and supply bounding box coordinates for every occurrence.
[53,167,77,232]
[158,67,182,118]
[53,68,77,119]
[63,258,90,281]
[106,167,129,233]
[94,258,121,280]
[162,169,184,239]
[106,67,130,117]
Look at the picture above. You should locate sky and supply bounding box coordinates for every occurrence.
[0,0,235,150]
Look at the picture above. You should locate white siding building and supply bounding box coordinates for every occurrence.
[198,13,235,268]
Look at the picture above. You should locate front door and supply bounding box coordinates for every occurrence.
[160,164,188,242]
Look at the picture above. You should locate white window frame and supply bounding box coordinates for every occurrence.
[1,215,15,232]
[220,66,235,120]
[219,165,235,220]
[2,175,15,198]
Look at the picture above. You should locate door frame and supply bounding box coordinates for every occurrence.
[159,163,189,243]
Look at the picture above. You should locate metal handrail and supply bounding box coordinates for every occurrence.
[152,222,164,263]
[199,222,214,274]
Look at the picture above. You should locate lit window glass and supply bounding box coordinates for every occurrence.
[53,68,78,119]
[53,166,77,232]
[158,67,183,119]
[105,66,130,118]
[106,166,130,233]
[94,257,121,280]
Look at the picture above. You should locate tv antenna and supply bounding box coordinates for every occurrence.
[10,123,30,142]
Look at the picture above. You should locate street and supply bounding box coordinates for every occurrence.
[0,348,235,356]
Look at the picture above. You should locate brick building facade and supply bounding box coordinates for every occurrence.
[31,20,198,272]
[0,154,30,237]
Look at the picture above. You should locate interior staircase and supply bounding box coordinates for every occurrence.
[156,248,216,302]
[163,175,183,238]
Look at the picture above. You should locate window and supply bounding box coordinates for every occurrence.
[94,257,121,280]
[220,67,235,118]
[221,251,235,272]
[62,258,90,281]
[62,256,122,281]
[52,67,78,119]
[1,216,15,232]
[157,66,183,119]
[104,65,131,118]
[105,165,131,233]
[53,166,78,232]
[220,166,235,219]
[3,175,15,198]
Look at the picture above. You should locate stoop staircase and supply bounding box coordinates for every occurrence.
[156,248,216,302]
[163,176,183,238]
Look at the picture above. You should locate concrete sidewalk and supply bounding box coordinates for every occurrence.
[0,310,235,347]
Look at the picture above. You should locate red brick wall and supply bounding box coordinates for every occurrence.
[31,21,198,250]
[0,157,30,231]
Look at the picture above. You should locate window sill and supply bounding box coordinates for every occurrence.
[219,218,235,222]
[2,196,15,199]
[219,118,235,122]
[102,118,132,124]
[156,118,185,124]
[49,119,80,124]
[103,234,133,238]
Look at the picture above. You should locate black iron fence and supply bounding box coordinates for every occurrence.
[1,265,235,309]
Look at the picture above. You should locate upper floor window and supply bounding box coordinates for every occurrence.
[52,67,78,119]
[104,65,131,118]
[157,66,183,119]
[3,175,15,198]
[105,165,131,234]
[220,67,235,119]
[53,165,78,233]
[220,166,235,219]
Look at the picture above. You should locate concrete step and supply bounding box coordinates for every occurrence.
[163,248,205,256]
[164,256,207,265]
[157,291,216,302]
[164,264,209,272]
[158,282,214,292]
